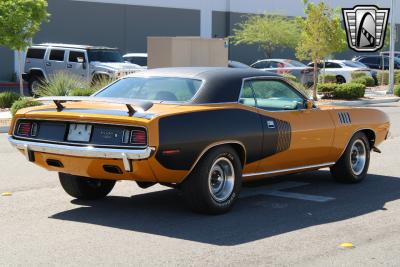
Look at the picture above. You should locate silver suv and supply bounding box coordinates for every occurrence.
[23,43,142,95]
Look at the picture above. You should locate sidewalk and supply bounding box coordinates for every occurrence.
[0,111,12,134]
[318,88,400,106]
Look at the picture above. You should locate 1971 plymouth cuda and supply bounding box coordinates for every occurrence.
[8,67,390,214]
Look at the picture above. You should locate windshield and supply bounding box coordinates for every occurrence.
[95,77,203,102]
[88,50,124,63]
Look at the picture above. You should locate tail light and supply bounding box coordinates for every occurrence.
[122,128,147,146]
[130,130,147,145]
[16,122,38,137]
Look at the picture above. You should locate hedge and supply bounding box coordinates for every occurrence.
[69,88,97,96]
[318,74,337,83]
[351,71,368,79]
[0,92,20,109]
[333,83,366,99]
[377,71,389,85]
[351,76,375,87]
[317,83,337,98]
[394,85,400,97]
[10,98,43,116]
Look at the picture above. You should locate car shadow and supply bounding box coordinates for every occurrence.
[50,171,400,246]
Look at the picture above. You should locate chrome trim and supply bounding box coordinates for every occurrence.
[242,162,336,178]
[8,137,154,172]
[181,140,247,182]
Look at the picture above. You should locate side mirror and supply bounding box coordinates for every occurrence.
[305,99,314,110]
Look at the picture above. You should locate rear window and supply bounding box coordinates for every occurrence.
[95,77,203,102]
[49,50,65,61]
[26,48,46,59]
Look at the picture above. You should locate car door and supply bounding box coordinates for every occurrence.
[67,50,89,81]
[46,49,66,76]
[240,78,335,173]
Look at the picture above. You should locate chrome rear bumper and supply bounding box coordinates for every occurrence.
[8,137,154,172]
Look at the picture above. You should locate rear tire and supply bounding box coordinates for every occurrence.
[330,132,370,183]
[59,173,116,200]
[181,146,242,214]
[336,75,346,84]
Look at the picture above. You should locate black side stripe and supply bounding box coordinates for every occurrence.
[338,112,351,124]
[276,119,291,152]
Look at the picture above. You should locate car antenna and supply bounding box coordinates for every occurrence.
[53,100,65,112]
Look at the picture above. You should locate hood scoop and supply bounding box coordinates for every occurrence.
[37,96,154,117]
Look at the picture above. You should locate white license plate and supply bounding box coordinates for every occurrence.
[67,124,92,142]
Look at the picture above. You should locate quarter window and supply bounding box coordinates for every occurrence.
[240,80,305,111]
[49,49,65,61]
[26,48,46,59]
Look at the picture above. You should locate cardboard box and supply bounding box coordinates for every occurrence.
[148,37,228,69]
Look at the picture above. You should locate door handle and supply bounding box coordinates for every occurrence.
[46,62,51,67]
[67,64,72,68]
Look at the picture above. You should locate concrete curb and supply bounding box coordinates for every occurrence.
[0,112,12,134]
[319,97,400,106]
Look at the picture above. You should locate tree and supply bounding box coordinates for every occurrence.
[0,0,49,95]
[231,14,299,58]
[296,1,347,100]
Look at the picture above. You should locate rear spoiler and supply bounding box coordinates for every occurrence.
[37,96,153,117]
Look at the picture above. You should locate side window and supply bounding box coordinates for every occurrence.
[49,49,65,61]
[326,62,341,68]
[252,61,270,69]
[69,51,86,63]
[26,48,46,59]
[240,80,305,111]
[239,81,256,107]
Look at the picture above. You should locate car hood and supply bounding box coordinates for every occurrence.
[91,62,142,70]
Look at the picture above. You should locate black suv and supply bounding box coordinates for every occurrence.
[353,55,400,70]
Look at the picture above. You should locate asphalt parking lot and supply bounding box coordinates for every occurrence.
[1,102,400,266]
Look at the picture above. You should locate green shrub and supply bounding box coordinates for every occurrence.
[351,76,375,87]
[395,71,400,84]
[351,71,368,79]
[91,75,114,92]
[377,71,389,85]
[0,92,20,108]
[69,88,97,96]
[318,74,337,83]
[333,83,366,99]
[36,72,88,97]
[317,83,336,98]
[394,85,400,97]
[11,98,42,116]
[282,73,298,83]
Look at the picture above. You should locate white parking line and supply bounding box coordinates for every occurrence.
[241,181,335,203]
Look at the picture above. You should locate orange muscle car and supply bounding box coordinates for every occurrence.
[8,68,390,214]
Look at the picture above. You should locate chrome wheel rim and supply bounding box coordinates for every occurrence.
[208,157,235,202]
[350,140,366,176]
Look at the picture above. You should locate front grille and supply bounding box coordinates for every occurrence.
[13,119,148,148]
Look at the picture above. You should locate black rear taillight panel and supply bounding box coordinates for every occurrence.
[14,119,147,148]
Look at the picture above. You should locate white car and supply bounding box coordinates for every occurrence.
[123,53,148,68]
[307,60,372,83]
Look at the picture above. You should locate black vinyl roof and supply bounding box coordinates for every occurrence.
[132,67,280,104]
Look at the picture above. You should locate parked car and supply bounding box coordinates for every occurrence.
[251,59,314,86]
[228,60,251,68]
[307,60,372,83]
[123,53,148,68]
[9,67,390,214]
[23,43,142,95]
[352,55,400,70]
[349,61,378,84]
[380,51,400,59]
